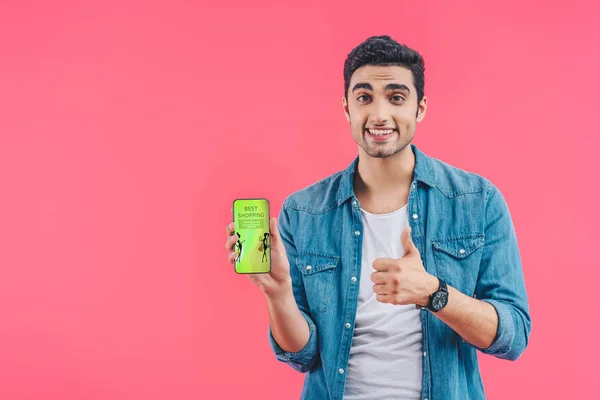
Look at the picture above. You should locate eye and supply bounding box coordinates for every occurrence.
[357,94,371,102]
[391,95,405,102]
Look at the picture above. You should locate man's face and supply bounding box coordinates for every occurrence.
[343,65,427,159]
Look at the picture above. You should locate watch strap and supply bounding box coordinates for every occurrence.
[426,277,448,312]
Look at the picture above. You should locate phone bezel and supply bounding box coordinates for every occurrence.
[232,198,272,274]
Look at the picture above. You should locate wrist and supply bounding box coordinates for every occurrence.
[418,274,440,307]
[263,280,293,302]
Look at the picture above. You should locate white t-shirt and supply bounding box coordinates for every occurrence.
[343,204,423,400]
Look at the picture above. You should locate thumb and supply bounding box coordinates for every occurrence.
[401,225,418,256]
[270,217,285,250]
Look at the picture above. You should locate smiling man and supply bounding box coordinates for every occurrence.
[225,35,531,400]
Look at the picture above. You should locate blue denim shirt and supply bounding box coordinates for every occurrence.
[268,144,531,400]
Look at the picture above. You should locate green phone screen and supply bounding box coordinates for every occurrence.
[232,198,271,274]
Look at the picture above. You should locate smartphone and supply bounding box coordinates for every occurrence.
[232,198,271,274]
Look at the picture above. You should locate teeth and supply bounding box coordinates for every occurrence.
[368,129,394,136]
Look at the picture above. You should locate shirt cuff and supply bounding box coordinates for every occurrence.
[268,309,318,371]
[477,299,515,356]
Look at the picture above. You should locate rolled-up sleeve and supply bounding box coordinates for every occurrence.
[268,308,318,372]
[267,203,319,373]
[474,182,532,361]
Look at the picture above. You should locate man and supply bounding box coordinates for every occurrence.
[225,35,531,400]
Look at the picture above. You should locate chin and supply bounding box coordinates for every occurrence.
[364,143,408,159]
[363,146,394,158]
[368,151,395,159]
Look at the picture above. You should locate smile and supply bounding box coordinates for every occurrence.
[365,128,396,139]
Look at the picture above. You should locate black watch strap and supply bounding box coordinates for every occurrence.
[438,278,448,294]
[426,277,449,312]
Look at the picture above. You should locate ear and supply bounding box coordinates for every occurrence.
[342,96,350,123]
[416,96,427,122]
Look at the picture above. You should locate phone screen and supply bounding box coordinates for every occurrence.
[232,198,271,274]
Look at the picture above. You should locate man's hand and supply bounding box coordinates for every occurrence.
[225,217,292,298]
[225,217,312,356]
[371,225,438,307]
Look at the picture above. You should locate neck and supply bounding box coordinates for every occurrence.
[354,145,415,200]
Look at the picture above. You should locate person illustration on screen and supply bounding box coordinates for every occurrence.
[260,233,270,263]
[224,35,531,400]
[233,232,244,263]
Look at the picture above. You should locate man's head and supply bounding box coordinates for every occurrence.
[343,35,427,159]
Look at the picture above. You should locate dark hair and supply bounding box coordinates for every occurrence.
[343,35,425,105]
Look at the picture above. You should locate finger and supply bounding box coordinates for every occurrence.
[372,258,395,272]
[372,283,388,295]
[376,293,391,303]
[227,251,237,264]
[270,217,281,245]
[225,234,238,251]
[370,271,387,284]
[401,225,419,256]
[226,222,236,237]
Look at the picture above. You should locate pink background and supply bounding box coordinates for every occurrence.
[1,1,598,399]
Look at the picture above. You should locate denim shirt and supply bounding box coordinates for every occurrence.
[267,144,531,400]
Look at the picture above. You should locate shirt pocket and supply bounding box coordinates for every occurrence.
[295,252,339,316]
[431,234,484,297]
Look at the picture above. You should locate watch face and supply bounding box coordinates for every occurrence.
[432,293,448,310]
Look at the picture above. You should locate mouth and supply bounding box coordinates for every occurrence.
[365,128,396,141]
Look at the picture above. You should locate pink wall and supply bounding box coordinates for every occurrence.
[1,1,598,398]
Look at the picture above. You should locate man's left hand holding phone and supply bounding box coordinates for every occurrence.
[224,198,312,354]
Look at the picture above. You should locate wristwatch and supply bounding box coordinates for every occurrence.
[425,277,449,312]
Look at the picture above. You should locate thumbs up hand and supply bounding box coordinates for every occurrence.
[371,225,439,307]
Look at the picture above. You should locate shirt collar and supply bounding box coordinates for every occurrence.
[336,143,437,205]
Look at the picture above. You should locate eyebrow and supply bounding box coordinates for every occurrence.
[351,82,411,94]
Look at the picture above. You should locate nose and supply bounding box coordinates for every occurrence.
[370,98,391,125]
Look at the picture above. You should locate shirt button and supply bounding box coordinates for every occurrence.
[306,265,312,270]
[351,276,357,282]
[345,323,351,328]
[459,249,466,254]
[339,368,344,374]
[412,214,418,219]
[423,351,427,357]
[355,230,360,236]
[352,200,357,206]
